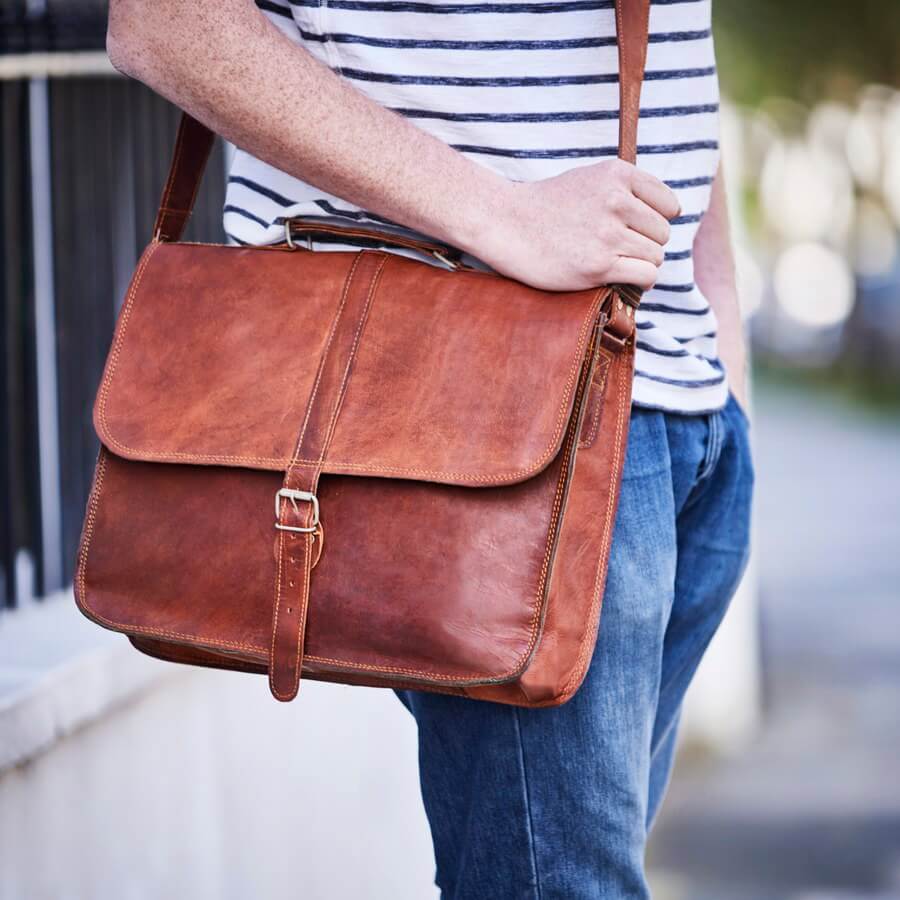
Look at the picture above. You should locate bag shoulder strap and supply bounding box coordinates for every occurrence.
[152,0,651,242]
[616,0,652,162]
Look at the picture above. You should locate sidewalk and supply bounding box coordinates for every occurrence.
[648,382,900,899]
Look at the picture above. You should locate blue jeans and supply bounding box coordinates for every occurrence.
[397,393,754,899]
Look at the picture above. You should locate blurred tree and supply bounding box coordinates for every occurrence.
[714,0,900,105]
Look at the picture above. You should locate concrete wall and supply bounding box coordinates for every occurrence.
[0,660,435,900]
[0,653,438,900]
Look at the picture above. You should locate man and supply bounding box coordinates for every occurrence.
[107,0,753,895]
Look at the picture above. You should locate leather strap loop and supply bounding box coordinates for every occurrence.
[152,114,216,242]
[269,251,388,701]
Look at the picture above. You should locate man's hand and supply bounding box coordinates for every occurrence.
[484,160,679,292]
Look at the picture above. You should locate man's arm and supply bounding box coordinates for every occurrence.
[693,163,748,409]
[107,0,678,292]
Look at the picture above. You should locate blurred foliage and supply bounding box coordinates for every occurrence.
[754,359,900,413]
[713,0,900,106]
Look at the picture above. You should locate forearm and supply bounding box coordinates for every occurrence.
[693,162,748,405]
[107,0,678,292]
[107,0,509,255]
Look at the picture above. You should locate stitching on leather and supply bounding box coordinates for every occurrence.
[291,533,313,690]
[303,357,587,681]
[80,10,642,690]
[78,341,598,686]
[577,351,612,450]
[559,348,632,698]
[271,530,313,701]
[97,296,601,480]
[319,255,388,466]
[96,242,161,442]
[292,253,364,464]
[155,119,186,238]
[268,523,289,697]
[75,450,268,655]
[616,0,628,158]
[582,369,607,447]
[82,257,609,685]
[95,273,606,484]
[270,252,365,698]
[130,637,267,674]
[76,414,586,684]
[275,253,385,698]
[156,120,214,241]
[516,367,584,667]
[74,450,107,619]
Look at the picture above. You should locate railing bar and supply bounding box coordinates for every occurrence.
[28,77,63,597]
[0,52,116,82]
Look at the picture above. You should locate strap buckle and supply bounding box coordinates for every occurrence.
[274,488,320,533]
[283,219,312,251]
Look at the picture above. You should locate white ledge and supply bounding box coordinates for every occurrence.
[0,51,117,81]
[0,592,174,773]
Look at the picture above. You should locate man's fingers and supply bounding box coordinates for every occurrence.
[620,227,665,267]
[631,168,681,220]
[606,257,658,291]
[624,195,671,246]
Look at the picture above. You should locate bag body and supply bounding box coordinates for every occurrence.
[74,0,651,706]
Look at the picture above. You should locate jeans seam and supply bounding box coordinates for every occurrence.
[513,708,543,900]
[677,411,724,518]
[697,410,722,483]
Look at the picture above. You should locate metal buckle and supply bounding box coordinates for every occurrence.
[274,488,320,533]
[283,219,312,251]
[431,250,459,271]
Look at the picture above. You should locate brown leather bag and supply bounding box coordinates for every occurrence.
[74,0,651,706]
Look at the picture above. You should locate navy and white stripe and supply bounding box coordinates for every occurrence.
[228,0,727,413]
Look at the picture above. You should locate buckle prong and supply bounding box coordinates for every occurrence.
[275,488,320,533]
[283,218,313,251]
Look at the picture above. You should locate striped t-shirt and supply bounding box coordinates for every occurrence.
[226,0,728,414]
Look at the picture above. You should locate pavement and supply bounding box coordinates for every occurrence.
[647,382,900,899]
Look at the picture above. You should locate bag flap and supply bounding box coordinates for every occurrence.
[95,242,606,488]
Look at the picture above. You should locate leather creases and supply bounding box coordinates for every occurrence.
[75,241,632,701]
[73,0,651,706]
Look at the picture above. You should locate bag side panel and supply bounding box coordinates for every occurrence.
[466,343,634,706]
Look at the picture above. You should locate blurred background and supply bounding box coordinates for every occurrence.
[1,1,898,898]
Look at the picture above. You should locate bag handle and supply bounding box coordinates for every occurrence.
[152,0,651,245]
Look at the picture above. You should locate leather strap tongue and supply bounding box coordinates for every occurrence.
[269,251,387,701]
[271,487,318,700]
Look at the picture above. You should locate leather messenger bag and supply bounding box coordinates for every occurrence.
[75,0,651,705]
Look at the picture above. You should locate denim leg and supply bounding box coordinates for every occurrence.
[647,393,755,827]
[398,409,688,900]
[646,709,680,830]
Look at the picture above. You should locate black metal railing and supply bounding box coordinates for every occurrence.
[1,79,42,606]
[1,1,108,55]
[1,62,225,607]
